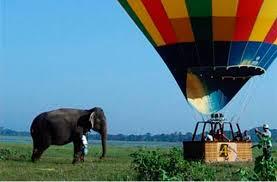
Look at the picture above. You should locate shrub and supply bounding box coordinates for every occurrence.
[130,147,215,181]
[0,147,30,161]
[236,137,277,181]
[253,155,277,181]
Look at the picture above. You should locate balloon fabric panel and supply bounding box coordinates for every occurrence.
[141,0,178,44]
[233,0,263,41]
[264,20,277,43]
[249,0,277,42]
[186,69,249,114]
[118,0,277,114]
[119,0,277,44]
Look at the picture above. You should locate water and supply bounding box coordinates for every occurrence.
[0,135,181,148]
[0,136,32,144]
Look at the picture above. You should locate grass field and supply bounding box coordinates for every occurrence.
[0,142,276,181]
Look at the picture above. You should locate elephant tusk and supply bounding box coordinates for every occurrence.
[89,112,95,129]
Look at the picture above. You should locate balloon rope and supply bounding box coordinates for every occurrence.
[226,42,233,66]
[239,41,250,63]
[234,79,253,121]
[225,77,253,123]
[258,44,274,66]
[236,79,254,122]
[251,42,264,63]
[263,49,277,68]
[237,77,259,123]
[200,113,206,122]
[249,75,266,127]
[223,77,252,122]
[187,101,200,122]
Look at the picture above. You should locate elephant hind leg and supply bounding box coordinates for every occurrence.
[31,144,50,162]
[31,148,43,162]
[31,136,51,162]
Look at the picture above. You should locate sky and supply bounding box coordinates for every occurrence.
[0,0,276,135]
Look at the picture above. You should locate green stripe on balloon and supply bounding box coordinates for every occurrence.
[185,0,212,17]
[185,0,212,41]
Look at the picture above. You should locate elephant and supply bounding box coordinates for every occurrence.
[30,107,107,164]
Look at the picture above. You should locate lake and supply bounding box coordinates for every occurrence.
[0,135,181,148]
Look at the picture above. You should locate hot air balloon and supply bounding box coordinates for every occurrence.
[118,0,277,114]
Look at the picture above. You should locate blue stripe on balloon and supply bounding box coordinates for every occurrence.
[259,46,276,68]
[206,89,228,114]
[240,42,261,65]
[228,42,247,66]
[264,47,277,70]
[253,43,272,66]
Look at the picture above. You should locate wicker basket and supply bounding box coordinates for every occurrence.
[236,142,253,161]
[183,141,252,162]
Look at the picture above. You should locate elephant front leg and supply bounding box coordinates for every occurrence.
[72,140,83,164]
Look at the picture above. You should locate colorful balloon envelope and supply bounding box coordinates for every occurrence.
[119,0,277,114]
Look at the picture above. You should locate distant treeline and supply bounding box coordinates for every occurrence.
[0,126,276,143]
[0,127,30,137]
[88,132,193,142]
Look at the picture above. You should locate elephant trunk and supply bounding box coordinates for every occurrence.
[100,123,107,159]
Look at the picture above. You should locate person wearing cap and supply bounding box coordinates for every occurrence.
[255,124,272,160]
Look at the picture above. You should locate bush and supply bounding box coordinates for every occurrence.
[0,147,30,161]
[236,137,277,181]
[253,155,277,181]
[130,147,215,181]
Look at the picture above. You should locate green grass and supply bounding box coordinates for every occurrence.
[0,143,137,180]
[0,142,276,181]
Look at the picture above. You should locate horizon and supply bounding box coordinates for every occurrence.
[0,1,276,135]
[1,123,276,136]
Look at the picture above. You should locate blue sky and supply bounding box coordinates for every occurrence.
[0,0,276,134]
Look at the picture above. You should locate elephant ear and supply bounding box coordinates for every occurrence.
[89,112,95,128]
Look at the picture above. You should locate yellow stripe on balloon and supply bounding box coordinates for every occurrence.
[212,0,238,17]
[212,0,238,41]
[127,0,165,46]
[161,0,189,18]
[249,0,277,42]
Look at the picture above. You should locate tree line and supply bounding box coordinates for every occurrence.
[0,126,276,143]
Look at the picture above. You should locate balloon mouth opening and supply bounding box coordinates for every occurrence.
[188,65,264,79]
[185,67,255,114]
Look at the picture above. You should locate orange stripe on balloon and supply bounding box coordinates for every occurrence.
[264,19,277,44]
[213,17,237,41]
[161,0,194,42]
[141,0,177,45]
[233,0,263,41]
[212,0,238,41]
[170,18,194,42]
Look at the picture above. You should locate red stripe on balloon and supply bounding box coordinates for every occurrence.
[264,19,277,44]
[233,0,264,41]
[141,0,177,45]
